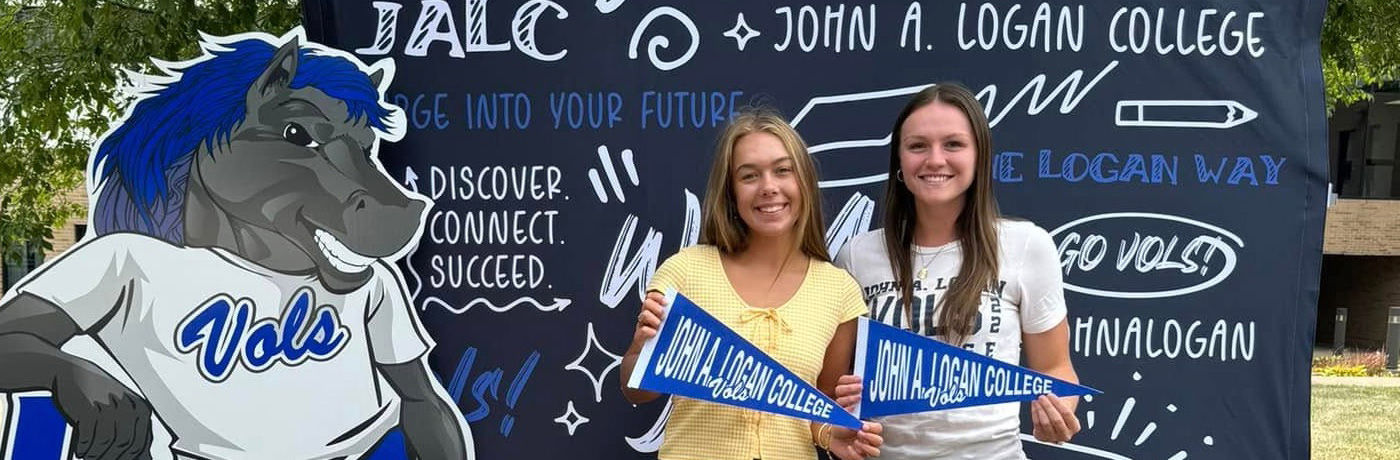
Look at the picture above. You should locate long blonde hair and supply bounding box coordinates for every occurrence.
[882,83,1001,345]
[700,108,830,262]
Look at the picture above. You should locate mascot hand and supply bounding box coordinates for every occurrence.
[53,362,154,460]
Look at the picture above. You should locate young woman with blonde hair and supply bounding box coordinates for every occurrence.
[620,108,882,460]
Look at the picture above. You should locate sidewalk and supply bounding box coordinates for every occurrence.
[1313,376,1400,387]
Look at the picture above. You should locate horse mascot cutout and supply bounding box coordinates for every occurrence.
[0,28,474,460]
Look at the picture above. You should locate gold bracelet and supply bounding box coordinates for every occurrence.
[817,423,833,449]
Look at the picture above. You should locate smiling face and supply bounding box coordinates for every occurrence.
[897,100,977,215]
[190,41,426,291]
[698,110,830,260]
[730,132,802,241]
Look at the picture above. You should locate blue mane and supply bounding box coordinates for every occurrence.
[92,37,395,245]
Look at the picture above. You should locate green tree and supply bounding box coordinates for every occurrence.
[0,1,300,263]
[1322,0,1400,111]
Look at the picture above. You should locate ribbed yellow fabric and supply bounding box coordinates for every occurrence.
[646,245,867,460]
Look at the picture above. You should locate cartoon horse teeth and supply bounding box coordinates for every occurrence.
[316,229,379,274]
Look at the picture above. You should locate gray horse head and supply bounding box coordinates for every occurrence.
[92,34,426,293]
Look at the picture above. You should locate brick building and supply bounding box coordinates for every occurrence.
[1,184,88,290]
[1318,90,1400,350]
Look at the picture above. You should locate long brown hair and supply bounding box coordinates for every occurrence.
[700,108,830,262]
[882,83,1000,345]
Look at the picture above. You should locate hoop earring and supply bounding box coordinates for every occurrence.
[895,168,905,182]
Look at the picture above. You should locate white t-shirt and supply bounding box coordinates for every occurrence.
[3,232,432,460]
[834,220,1067,460]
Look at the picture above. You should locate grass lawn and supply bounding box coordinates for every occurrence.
[1313,384,1400,460]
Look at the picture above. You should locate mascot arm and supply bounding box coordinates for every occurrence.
[379,359,475,460]
[0,293,155,460]
[0,293,84,389]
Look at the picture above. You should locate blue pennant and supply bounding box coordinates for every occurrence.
[627,290,863,430]
[854,317,1101,418]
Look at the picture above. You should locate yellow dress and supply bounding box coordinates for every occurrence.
[646,245,867,460]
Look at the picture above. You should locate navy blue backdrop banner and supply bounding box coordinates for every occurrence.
[304,1,1326,459]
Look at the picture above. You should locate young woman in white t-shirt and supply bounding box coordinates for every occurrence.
[832,82,1083,459]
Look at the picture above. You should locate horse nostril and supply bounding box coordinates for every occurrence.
[347,190,371,212]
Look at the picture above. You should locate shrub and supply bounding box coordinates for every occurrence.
[1314,365,1369,377]
[1313,349,1390,376]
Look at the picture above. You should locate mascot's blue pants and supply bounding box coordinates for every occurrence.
[4,394,409,460]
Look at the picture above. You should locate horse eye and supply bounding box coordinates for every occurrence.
[282,122,320,148]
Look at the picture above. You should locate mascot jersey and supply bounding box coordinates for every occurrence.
[4,232,433,460]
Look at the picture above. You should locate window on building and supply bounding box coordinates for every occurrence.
[2,240,45,291]
[1337,129,1353,193]
[1364,125,1388,197]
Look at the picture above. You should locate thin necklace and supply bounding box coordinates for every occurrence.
[916,244,951,281]
[733,249,800,307]
[762,253,794,306]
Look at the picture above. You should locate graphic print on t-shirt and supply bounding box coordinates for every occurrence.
[864,277,1013,357]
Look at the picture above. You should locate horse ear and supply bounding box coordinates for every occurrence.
[368,68,385,90]
[253,38,300,99]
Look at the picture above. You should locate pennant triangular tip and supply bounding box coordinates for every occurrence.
[1050,380,1102,397]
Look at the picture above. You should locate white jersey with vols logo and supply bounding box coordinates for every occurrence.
[834,220,1068,460]
[2,232,433,460]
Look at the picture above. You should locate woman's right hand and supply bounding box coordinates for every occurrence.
[632,291,668,344]
[621,291,669,404]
